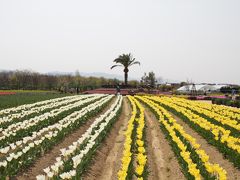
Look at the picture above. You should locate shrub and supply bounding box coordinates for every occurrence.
[212,98,240,108]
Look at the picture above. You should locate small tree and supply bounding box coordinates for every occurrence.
[141,71,157,88]
[148,71,157,88]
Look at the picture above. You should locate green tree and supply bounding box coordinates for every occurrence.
[141,71,157,88]
[111,53,140,85]
[148,71,157,88]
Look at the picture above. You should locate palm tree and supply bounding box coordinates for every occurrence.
[111,53,140,85]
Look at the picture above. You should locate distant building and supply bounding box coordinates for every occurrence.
[177,84,228,94]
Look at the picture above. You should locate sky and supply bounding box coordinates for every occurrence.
[0,0,240,84]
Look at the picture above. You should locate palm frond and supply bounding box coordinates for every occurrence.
[110,64,122,69]
[128,58,135,66]
[129,61,140,66]
[112,53,140,68]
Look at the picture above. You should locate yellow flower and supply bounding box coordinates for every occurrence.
[136,140,144,147]
[135,165,144,176]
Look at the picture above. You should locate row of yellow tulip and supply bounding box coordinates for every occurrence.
[118,96,137,180]
[137,96,227,180]
[118,96,147,180]
[170,97,240,132]
[173,95,240,120]
[153,96,240,152]
[148,96,240,168]
[132,97,147,179]
[191,100,240,121]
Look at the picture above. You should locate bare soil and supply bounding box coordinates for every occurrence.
[82,97,131,180]
[197,100,212,104]
[144,108,185,180]
[16,97,116,180]
[171,113,240,180]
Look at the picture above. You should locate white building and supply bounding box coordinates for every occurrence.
[177,84,228,94]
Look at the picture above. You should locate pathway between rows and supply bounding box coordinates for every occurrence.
[144,107,185,180]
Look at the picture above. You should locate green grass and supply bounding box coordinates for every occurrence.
[0,91,70,110]
[0,90,56,93]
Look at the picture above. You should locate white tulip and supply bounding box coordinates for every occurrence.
[36,175,46,180]
[47,171,54,178]
[56,157,61,162]
[17,151,23,157]
[29,143,34,148]
[43,167,50,174]
[6,156,13,162]
[70,170,76,177]
[51,164,59,173]
[0,146,10,154]
[0,160,7,167]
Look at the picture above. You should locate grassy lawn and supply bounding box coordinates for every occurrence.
[0,91,70,110]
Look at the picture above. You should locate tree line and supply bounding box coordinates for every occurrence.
[0,69,172,92]
[0,70,123,92]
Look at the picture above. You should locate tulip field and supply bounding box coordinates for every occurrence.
[0,94,240,179]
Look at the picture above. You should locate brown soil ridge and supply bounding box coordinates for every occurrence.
[144,107,185,180]
[170,112,240,180]
[82,97,131,180]
[16,97,116,180]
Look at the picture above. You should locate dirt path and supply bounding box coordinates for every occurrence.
[170,113,240,180]
[144,107,185,180]
[82,97,131,180]
[198,100,212,104]
[16,97,116,180]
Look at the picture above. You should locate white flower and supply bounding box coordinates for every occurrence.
[59,173,67,179]
[22,148,27,153]
[0,160,7,167]
[23,138,28,144]
[47,172,54,178]
[17,151,23,157]
[6,156,13,162]
[29,143,35,148]
[60,172,72,179]
[35,140,40,146]
[70,170,76,177]
[9,153,15,158]
[0,146,10,154]
[43,167,50,174]
[36,175,46,180]
[51,164,59,173]
[37,132,42,136]
[56,157,61,162]
[13,154,19,160]
[60,148,66,156]
[69,145,75,152]
[16,140,23,146]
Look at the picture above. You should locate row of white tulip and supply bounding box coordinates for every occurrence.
[36,95,123,180]
[0,95,109,157]
[0,95,78,117]
[0,95,105,142]
[0,95,93,127]
[0,95,114,177]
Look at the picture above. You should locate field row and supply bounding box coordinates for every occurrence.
[0,94,120,178]
[0,94,239,179]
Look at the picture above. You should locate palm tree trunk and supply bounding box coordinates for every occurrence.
[124,72,128,85]
[124,68,129,85]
